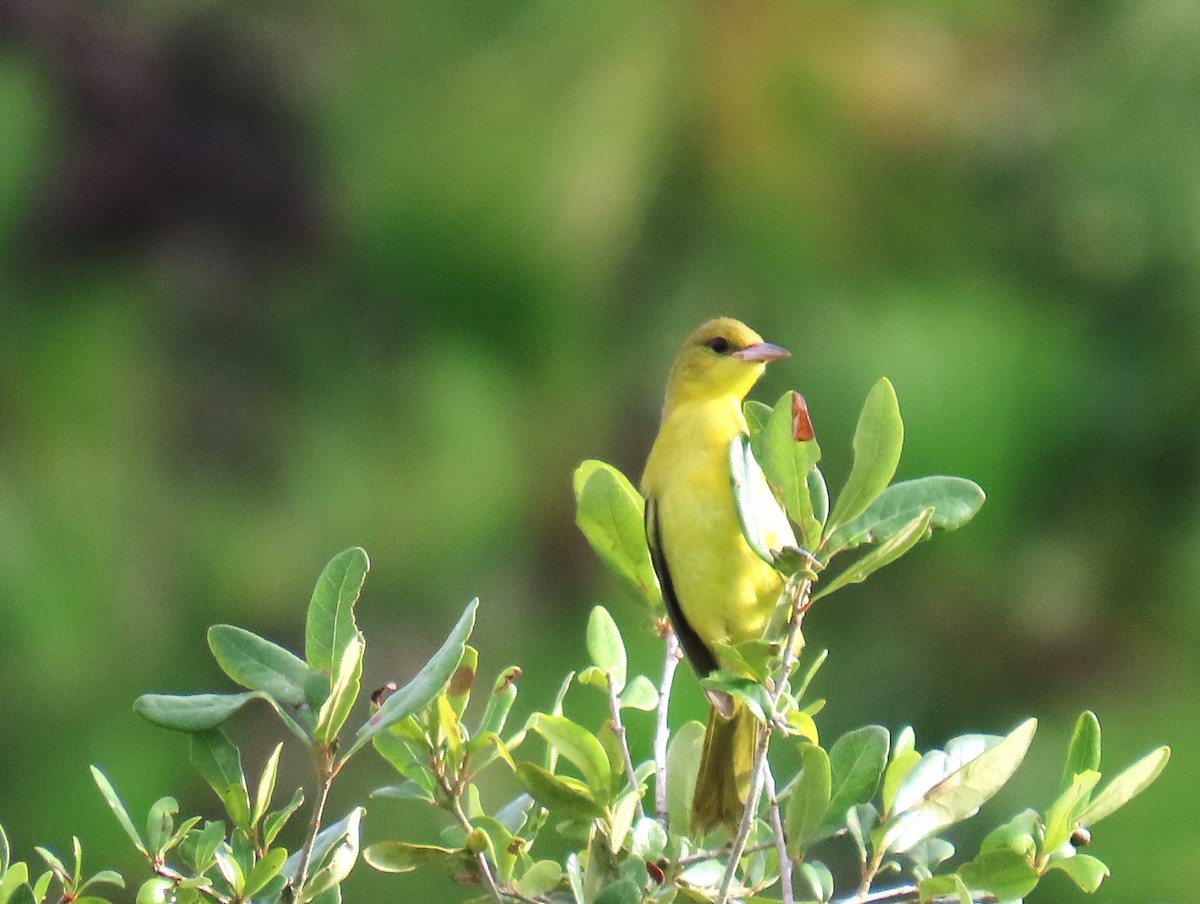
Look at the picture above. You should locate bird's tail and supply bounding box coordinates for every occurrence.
[691,702,760,835]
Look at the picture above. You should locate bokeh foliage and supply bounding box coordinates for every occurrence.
[0,1,1194,900]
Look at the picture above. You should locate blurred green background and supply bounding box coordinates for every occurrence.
[0,0,1195,900]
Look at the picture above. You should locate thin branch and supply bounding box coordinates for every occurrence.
[654,626,681,827]
[152,863,231,904]
[833,884,918,904]
[763,765,793,904]
[606,674,646,821]
[674,841,775,868]
[291,746,335,901]
[438,769,506,904]
[714,576,812,904]
[834,883,1000,904]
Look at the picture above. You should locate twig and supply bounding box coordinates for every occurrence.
[654,627,681,827]
[606,674,646,821]
[674,841,774,868]
[154,862,231,904]
[291,746,335,901]
[763,765,793,904]
[438,770,506,904]
[714,576,812,904]
[833,883,1000,904]
[832,884,918,904]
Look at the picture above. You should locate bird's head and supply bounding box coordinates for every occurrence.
[664,317,789,407]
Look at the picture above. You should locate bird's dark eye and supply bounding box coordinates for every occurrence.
[705,336,732,355]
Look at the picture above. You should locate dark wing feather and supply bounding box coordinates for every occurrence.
[645,496,718,677]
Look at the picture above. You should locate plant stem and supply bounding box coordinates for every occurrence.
[763,765,793,904]
[440,773,506,904]
[606,674,646,821]
[714,576,812,904]
[674,841,774,868]
[654,627,681,827]
[291,746,335,902]
[832,884,1000,904]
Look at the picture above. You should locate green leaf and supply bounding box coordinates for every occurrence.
[809,467,829,532]
[594,879,640,904]
[980,808,1038,858]
[189,731,252,833]
[881,719,1037,854]
[667,721,705,835]
[752,391,823,548]
[363,841,463,874]
[514,763,604,820]
[586,606,627,693]
[529,715,612,803]
[1076,746,1170,827]
[812,508,933,601]
[315,634,364,745]
[729,435,796,566]
[882,750,922,817]
[243,848,287,899]
[294,808,362,902]
[517,860,562,898]
[263,788,305,848]
[1062,711,1102,791]
[630,817,667,861]
[743,400,772,437]
[252,743,284,831]
[956,849,1039,900]
[918,873,971,904]
[146,797,178,854]
[476,666,520,736]
[573,461,661,607]
[208,625,327,708]
[1046,854,1109,893]
[0,862,30,904]
[797,860,834,902]
[348,600,478,757]
[823,476,985,558]
[1043,770,1101,853]
[619,675,658,711]
[305,547,369,674]
[608,790,640,852]
[825,377,904,534]
[282,808,362,883]
[819,726,889,837]
[133,692,267,733]
[446,645,478,718]
[786,744,831,852]
[89,767,145,854]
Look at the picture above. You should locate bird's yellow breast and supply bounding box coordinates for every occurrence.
[642,397,785,653]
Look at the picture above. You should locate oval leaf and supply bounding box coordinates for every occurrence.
[529,715,612,803]
[729,435,797,566]
[305,548,369,674]
[134,692,265,733]
[752,391,823,548]
[666,721,705,834]
[1062,711,1102,790]
[786,744,831,852]
[1076,746,1170,827]
[189,730,251,833]
[514,763,604,820]
[586,606,626,693]
[826,377,903,535]
[574,461,661,608]
[824,476,985,557]
[882,719,1037,854]
[819,726,889,838]
[208,625,326,708]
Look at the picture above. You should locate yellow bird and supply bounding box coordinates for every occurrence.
[642,317,795,834]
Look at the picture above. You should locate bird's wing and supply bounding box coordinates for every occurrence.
[645,495,719,678]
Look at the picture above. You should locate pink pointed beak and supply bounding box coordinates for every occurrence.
[735,341,790,363]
